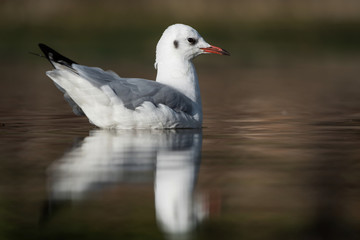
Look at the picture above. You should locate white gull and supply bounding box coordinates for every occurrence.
[39,23,229,129]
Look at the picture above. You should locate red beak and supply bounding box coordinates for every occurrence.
[201,45,230,56]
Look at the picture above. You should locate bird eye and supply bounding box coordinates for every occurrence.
[187,38,197,45]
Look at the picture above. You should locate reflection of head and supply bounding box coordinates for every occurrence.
[155,130,206,237]
[155,165,207,236]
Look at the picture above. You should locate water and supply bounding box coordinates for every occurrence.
[1,61,360,240]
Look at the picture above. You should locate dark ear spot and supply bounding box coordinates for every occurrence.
[173,40,179,49]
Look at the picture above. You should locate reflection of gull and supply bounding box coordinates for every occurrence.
[46,129,205,236]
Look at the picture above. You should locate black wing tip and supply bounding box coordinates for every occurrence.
[38,43,77,67]
[38,43,53,57]
[38,43,47,49]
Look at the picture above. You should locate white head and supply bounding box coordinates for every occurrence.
[155,24,229,69]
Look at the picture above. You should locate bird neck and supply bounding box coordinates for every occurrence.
[155,59,201,105]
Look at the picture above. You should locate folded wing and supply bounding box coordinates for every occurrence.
[73,65,195,114]
[39,43,195,117]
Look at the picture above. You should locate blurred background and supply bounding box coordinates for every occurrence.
[1,1,360,240]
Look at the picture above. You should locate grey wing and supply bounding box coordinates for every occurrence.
[72,65,195,114]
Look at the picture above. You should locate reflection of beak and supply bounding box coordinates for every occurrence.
[201,45,230,56]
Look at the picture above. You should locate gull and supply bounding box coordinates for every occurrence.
[39,23,229,129]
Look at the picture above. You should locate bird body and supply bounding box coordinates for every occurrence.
[40,24,229,129]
